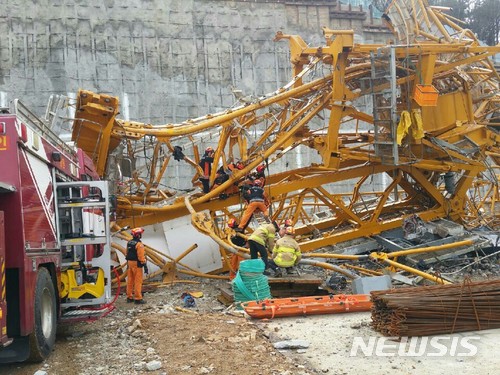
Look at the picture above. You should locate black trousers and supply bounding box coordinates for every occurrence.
[248,240,269,269]
[199,178,210,193]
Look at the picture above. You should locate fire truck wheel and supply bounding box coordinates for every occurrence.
[28,267,57,362]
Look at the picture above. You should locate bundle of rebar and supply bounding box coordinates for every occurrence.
[371,278,500,336]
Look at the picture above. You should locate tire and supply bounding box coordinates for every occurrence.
[28,267,57,362]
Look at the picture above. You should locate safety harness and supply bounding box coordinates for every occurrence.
[248,186,265,202]
[126,239,140,261]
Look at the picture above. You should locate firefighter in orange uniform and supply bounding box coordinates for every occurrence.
[237,179,269,230]
[126,227,147,304]
[227,218,246,279]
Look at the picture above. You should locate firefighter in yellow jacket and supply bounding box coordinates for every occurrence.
[270,226,301,273]
[247,221,279,272]
[126,227,148,304]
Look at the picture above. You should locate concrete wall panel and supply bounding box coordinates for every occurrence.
[0,0,389,125]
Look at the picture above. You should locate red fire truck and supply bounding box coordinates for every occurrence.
[0,100,113,362]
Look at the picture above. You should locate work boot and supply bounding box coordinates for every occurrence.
[134,299,146,305]
[263,269,275,277]
[126,297,134,303]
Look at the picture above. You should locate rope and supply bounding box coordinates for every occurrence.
[233,272,256,300]
[232,259,272,303]
[232,272,272,303]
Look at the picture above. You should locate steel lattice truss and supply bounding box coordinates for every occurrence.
[71,0,500,264]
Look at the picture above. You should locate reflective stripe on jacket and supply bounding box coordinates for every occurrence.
[272,235,301,268]
[248,223,276,248]
[273,246,298,268]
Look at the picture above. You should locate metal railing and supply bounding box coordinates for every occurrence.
[13,99,75,156]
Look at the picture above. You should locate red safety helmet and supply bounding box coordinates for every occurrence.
[283,219,293,227]
[228,161,244,172]
[227,218,238,228]
[256,164,265,173]
[205,147,214,155]
[131,227,145,237]
[253,179,263,187]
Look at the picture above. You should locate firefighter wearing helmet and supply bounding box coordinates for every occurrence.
[251,163,266,187]
[199,146,215,193]
[237,178,270,230]
[227,218,246,280]
[126,227,147,304]
[228,217,247,247]
[267,225,301,276]
[211,160,245,194]
[248,221,280,273]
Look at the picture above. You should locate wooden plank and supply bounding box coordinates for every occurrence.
[218,286,234,306]
[218,274,327,303]
[268,275,323,285]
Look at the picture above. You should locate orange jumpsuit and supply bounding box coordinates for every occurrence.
[238,201,269,229]
[238,185,270,229]
[126,240,146,301]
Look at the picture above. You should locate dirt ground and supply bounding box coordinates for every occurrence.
[2,269,500,375]
[0,279,314,375]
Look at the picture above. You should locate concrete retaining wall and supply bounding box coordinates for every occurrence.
[0,0,390,123]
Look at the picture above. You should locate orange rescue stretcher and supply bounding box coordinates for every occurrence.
[241,294,372,319]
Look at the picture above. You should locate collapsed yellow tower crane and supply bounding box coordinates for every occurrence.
[69,0,500,281]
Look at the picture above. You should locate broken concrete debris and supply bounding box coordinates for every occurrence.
[351,275,392,294]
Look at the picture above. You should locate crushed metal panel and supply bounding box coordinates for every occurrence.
[332,237,380,255]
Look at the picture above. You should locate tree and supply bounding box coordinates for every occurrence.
[469,0,500,45]
[430,0,500,45]
[430,0,471,24]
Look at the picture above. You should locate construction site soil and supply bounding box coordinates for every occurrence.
[2,262,500,375]
[2,280,310,375]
